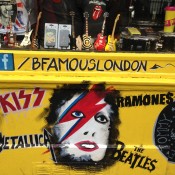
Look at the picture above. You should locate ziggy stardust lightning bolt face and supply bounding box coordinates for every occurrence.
[52,90,113,162]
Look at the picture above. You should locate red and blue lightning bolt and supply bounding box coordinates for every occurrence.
[58,85,111,143]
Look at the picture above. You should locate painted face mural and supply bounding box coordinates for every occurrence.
[46,84,120,167]
[53,94,112,162]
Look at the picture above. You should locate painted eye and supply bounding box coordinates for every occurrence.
[95,115,108,124]
[72,111,85,118]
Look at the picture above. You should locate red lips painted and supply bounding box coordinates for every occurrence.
[75,141,99,152]
[92,5,103,20]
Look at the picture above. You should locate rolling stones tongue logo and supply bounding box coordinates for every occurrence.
[93,5,103,20]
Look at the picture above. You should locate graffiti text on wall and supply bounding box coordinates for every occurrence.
[0,129,57,162]
[116,92,174,107]
[0,88,45,114]
[0,130,158,172]
[18,57,147,72]
[114,141,158,172]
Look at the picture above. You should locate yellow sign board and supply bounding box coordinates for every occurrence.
[0,51,175,175]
